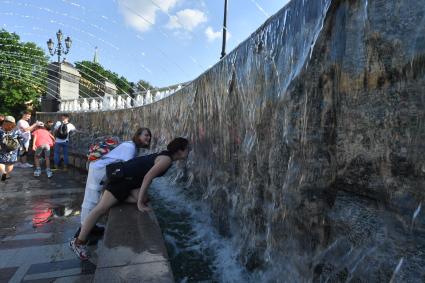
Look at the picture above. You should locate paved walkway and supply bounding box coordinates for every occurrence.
[0,166,100,283]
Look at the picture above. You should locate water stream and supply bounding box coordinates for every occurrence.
[151,178,248,283]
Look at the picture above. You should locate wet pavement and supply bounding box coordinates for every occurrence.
[0,166,100,283]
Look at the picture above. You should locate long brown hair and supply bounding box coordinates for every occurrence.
[132,127,152,148]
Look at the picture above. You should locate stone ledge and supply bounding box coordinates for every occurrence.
[94,204,174,283]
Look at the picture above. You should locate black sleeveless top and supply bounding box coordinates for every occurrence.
[122,150,173,184]
[106,151,173,202]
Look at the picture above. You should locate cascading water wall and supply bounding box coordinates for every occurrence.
[180,0,425,281]
[38,0,425,281]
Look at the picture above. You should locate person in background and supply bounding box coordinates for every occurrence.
[70,137,190,260]
[0,116,23,181]
[45,120,54,133]
[53,114,76,170]
[16,111,39,168]
[0,114,5,128]
[32,122,56,178]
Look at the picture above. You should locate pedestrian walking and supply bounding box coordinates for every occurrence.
[0,116,24,181]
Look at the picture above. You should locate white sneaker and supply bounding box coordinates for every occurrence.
[34,168,41,177]
[69,238,90,260]
[23,163,34,168]
[46,169,53,178]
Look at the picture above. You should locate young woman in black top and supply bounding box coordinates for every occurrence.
[70,137,190,260]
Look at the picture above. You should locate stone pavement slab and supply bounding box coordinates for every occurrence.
[0,166,99,283]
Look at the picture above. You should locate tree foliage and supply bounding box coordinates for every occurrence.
[0,29,48,116]
[75,61,153,97]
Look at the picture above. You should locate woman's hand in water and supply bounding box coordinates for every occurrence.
[137,201,151,212]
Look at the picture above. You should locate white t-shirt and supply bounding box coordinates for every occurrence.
[91,141,137,169]
[17,119,31,141]
[54,121,76,143]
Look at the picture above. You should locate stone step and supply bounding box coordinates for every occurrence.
[93,204,174,283]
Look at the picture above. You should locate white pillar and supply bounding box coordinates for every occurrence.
[126,97,132,108]
[146,91,152,104]
[109,96,116,110]
[75,100,81,112]
[102,96,109,110]
[136,95,142,106]
[117,96,124,109]
[90,99,97,111]
[82,98,89,111]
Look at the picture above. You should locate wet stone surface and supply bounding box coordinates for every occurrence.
[0,166,100,283]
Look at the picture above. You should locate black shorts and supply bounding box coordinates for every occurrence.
[105,180,140,202]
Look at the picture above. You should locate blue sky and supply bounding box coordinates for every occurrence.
[1,0,290,87]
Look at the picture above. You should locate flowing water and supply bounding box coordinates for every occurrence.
[151,178,248,283]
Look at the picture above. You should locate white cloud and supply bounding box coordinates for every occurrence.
[204,26,231,42]
[117,0,179,33]
[166,9,207,31]
[205,26,221,42]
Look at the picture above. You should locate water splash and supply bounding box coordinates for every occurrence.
[410,202,421,231]
[151,177,248,282]
[363,0,368,28]
[309,0,332,60]
[389,258,404,283]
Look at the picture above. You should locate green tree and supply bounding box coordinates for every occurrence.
[0,29,48,116]
[136,79,152,92]
[76,61,139,95]
[75,61,154,98]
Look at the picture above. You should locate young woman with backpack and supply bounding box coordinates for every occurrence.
[70,137,190,260]
[74,127,152,240]
[0,116,24,181]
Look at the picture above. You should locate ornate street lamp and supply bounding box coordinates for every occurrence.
[46,30,72,112]
[46,29,72,63]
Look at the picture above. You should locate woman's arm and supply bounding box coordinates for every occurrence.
[137,156,172,212]
[49,133,56,143]
[32,135,37,151]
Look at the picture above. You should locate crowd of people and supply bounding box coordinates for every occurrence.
[0,112,76,180]
[0,111,190,261]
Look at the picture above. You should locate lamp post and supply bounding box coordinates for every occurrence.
[46,30,72,63]
[220,0,228,59]
[46,30,72,112]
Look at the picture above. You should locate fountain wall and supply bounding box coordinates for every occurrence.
[38,0,425,281]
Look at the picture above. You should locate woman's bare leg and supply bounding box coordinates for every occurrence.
[125,189,149,204]
[78,190,118,242]
[5,164,13,174]
[125,189,139,203]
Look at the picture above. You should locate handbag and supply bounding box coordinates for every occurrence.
[105,161,125,181]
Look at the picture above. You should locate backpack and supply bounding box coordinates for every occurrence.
[55,122,68,139]
[87,136,120,162]
[1,133,20,152]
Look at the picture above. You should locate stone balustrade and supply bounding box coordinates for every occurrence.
[58,84,184,112]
